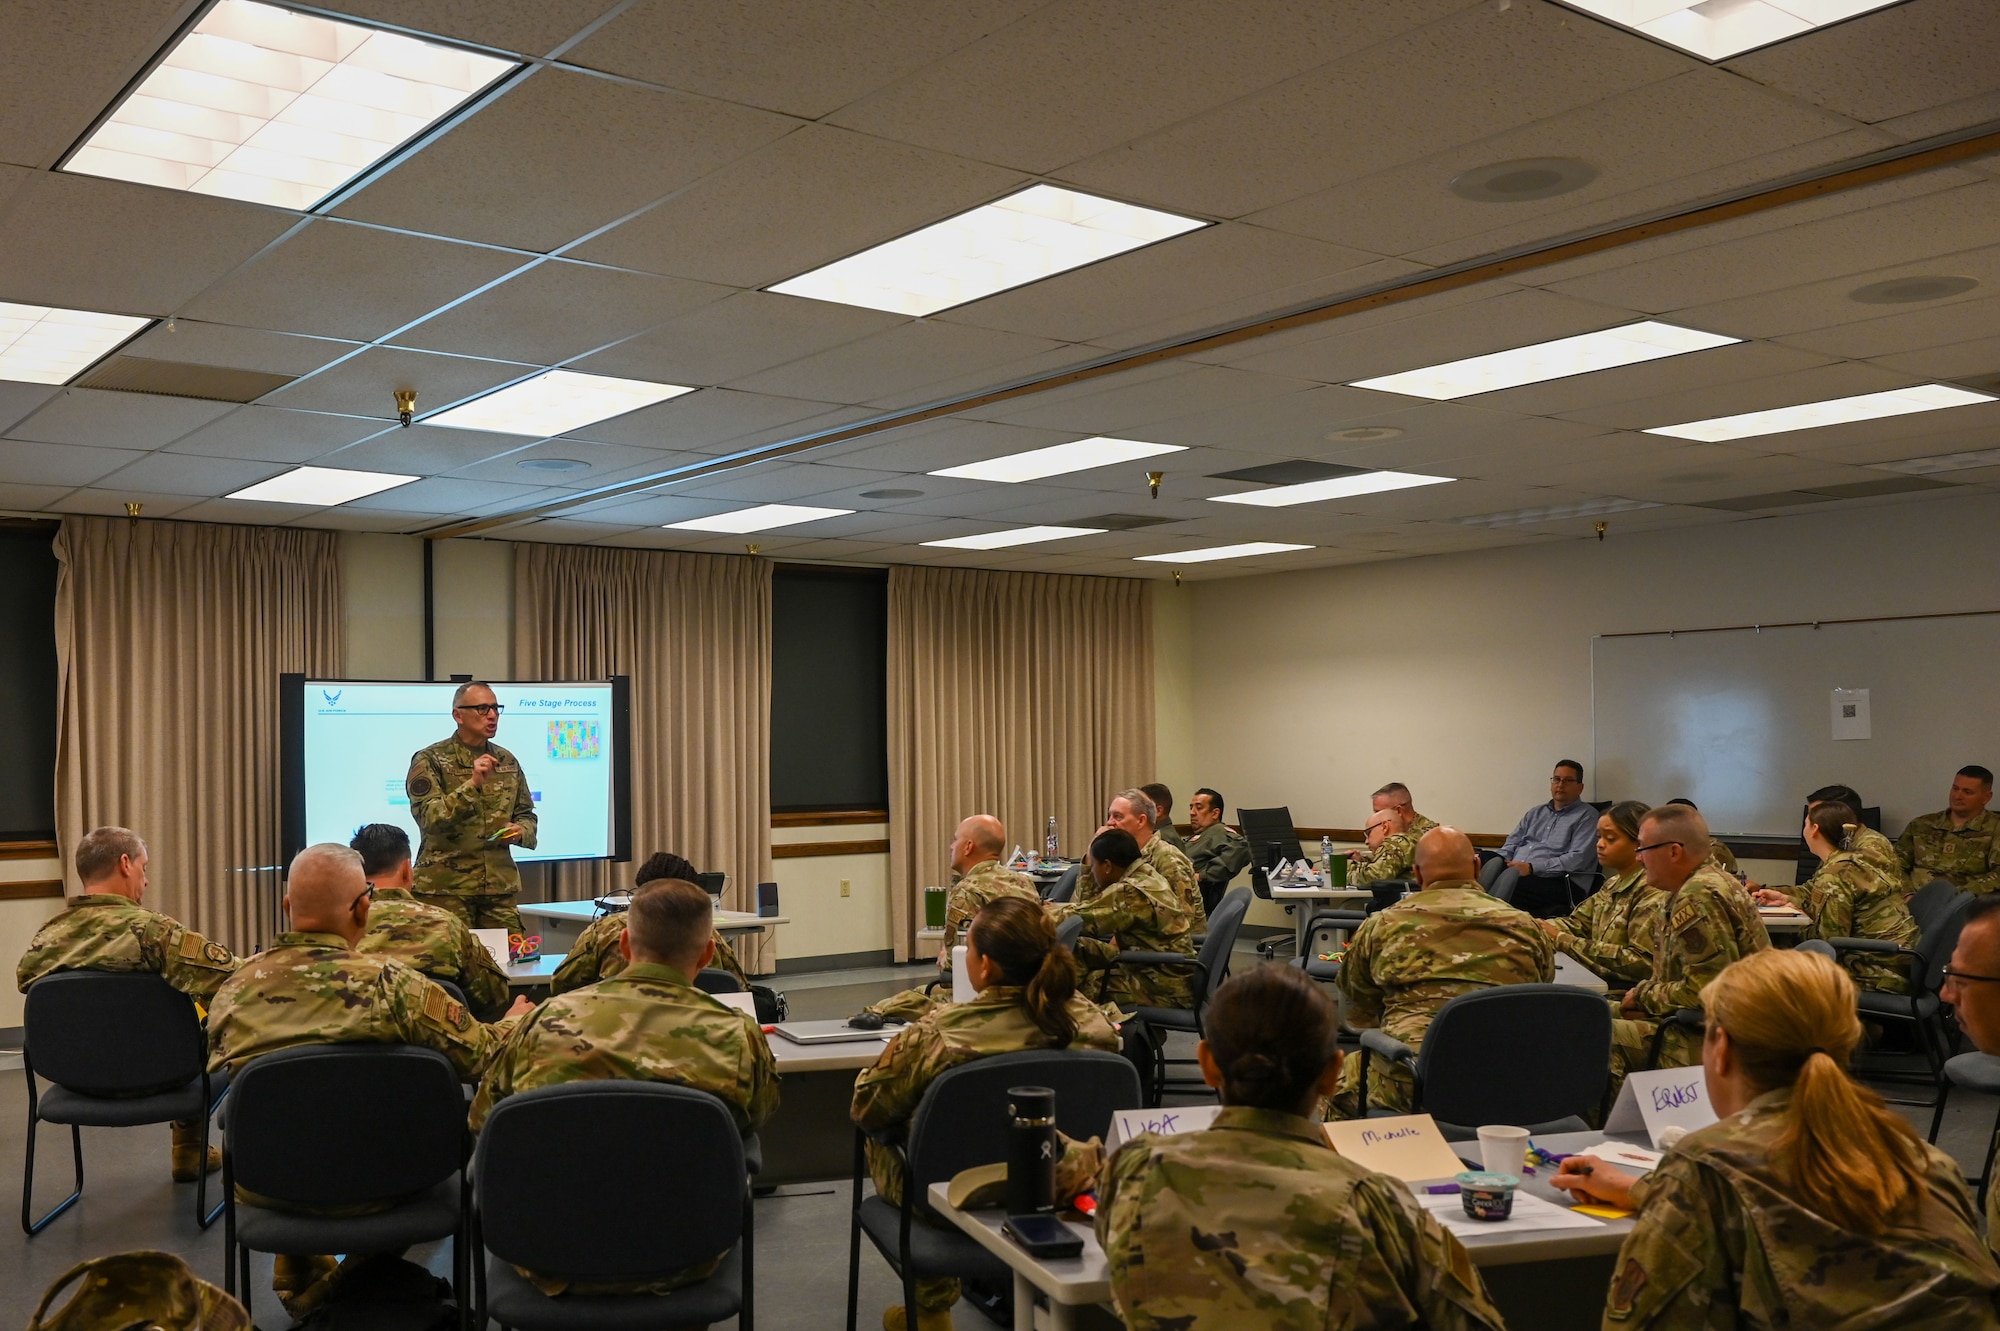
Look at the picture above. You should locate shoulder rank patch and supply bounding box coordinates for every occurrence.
[409,776,433,797]
[1606,1256,1648,1319]
[422,982,472,1031]
[178,931,231,968]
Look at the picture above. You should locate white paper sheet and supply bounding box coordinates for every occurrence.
[1417,1190,1605,1238]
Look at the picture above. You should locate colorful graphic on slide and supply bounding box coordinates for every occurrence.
[549,719,600,760]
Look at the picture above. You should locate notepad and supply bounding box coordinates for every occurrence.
[1417,1190,1605,1238]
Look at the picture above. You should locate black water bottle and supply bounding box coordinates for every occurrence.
[1006,1086,1057,1214]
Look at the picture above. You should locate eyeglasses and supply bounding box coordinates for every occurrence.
[1634,840,1683,855]
[351,883,376,910]
[1943,965,2000,985]
[456,703,504,715]
[1549,775,1583,785]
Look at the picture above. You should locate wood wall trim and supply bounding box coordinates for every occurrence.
[772,839,890,859]
[1289,826,1508,849]
[0,840,59,861]
[771,810,889,828]
[0,880,63,900]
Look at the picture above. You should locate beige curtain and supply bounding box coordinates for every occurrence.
[887,567,1155,960]
[54,517,343,953]
[514,544,773,969]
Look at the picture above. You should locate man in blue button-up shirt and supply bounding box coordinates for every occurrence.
[1499,760,1601,917]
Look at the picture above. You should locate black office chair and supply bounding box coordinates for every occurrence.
[1054,914,1084,951]
[846,1049,1140,1331]
[1356,985,1611,1139]
[695,967,744,994]
[221,1044,469,1322]
[1293,909,1367,983]
[1118,888,1252,1103]
[1826,878,1970,1101]
[21,972,231,1234]
[474,1082,752,1329]
[1046,864,1081,905]
[1929,1052,2000,1205]
[1247,864,1300,962]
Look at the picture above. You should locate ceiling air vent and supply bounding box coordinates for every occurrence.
[75,355,294,403]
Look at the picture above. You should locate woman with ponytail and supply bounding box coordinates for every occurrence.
[1545,800,1661,987]
[1554,948,2000,1327]
[1753,801,1917,993]
[1099,963,1505,1331]
[851,896,1117,1331]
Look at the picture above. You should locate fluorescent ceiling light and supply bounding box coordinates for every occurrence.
[425,370,695,437]
[228,464,415,505]
[931,436,1185,484]
[0,302,149,384]
[666,504,852,534]
[921,525,1105,550]
[1134,542,1312,564]
[1645,384,1994,442]
[1555,0,1903,62]
[1210,470,1452,508]
[63,0,516,210]
[769,184,1208,316]
[1353,321,1739,400]
[1873,447,2000,476]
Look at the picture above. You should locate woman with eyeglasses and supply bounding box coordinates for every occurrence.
[1543,800,1661,988]
[1754,801,1917,993]
[1553,948,2000,1327]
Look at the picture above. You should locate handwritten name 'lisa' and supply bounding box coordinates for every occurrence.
[1358,1126,1423,1148]
[1650,1081,1703,1112]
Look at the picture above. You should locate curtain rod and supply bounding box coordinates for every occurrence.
[1599,608,2000,639]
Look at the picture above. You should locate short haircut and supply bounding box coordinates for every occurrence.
[451,681,492,708]
[1372,782,1412,802]
[1641,803,1710,858]
[1808,784,1864,812]
[1964,895,2000,932]
[1961,765,1995,788]
[1112,788,1156,822]
[625,878,713,965]
[349,823,412,879]
[1089,827,1142,870]
[1193,787,1225,815]
[1555,759,1584,781]
[75,826,145,884]
[1666,797,1698,810]
[1139,784,1174,823]
[635,851,701,886]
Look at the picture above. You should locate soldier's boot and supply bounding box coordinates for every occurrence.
[272,1254,340,1318]
[882,1303,954,1331]
[169,1117,221,1182]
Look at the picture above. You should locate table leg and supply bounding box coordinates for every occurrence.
[1294,903,1309,960]
[1013,1273,1035,1331]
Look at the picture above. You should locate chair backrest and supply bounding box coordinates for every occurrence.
[1301,911,1365,964]
[1412,985,1610,1129]
[695,967,743,994]
[227,1045,466,1207]
[24,972,206,1096]
[1908,884,1974,996]
[1249,863,1273,901]
[903,1049,1140,1220]
[1193,889,1251,1008]
[1047,864,1081,905]
[1237,807,1302,872]
[1054,914,1084,951]
[476,1082,743,1280]
[1369,881,1413,913]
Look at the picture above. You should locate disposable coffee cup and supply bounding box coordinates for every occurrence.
[1477,1124,1530,1177]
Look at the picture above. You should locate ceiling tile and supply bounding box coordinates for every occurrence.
[1725,0,2000,125]
[1668,241,2000,341]
[1873,332,2000,384]
[292,506,433,532]
[91,451,287,496]
[266,347,532,421]
[965,362,1321,434]
[1552,360,1931,433]
[9,388,236,449]
[0,0,186,169]
[818,417,1074,473]
[730,319,1070,405]
[0,381,62,433]
[0,481,71,510]
[317,422,528,475]
[347,475,550,514]
[566,387,870,452]
[182,220,528,342]
[121,321,362,377]
[162,407,389,464]
[308,0,620,56]
[333,67,799,253]
[1774,292,2000,363]
[394,259,733,364]
[60,489,203,518]
[571,291,906,386]
[446,438,704,487]
[0,437,143,486]
[677,461,906,503]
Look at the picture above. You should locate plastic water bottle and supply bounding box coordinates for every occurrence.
[1045,815,1060,862]
[1321,835,1334,877]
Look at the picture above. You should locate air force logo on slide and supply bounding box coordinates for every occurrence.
[322,688,343,707]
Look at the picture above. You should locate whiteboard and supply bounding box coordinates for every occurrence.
[1592,616,2000,837]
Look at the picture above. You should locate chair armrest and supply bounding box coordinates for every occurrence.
[1358,1029,1415,1066]
[1664,1007,1704,1029]
[1824,937,1911,956]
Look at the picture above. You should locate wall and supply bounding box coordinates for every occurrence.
[1152,581,1198,823]
[0,858,65,1028]
[770,822,893,968]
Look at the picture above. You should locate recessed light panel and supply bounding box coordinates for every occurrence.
[768,184,1208,317]
[228,464,415,504]
[1134,542,1312,564]
[1555,0,1904,61]
[64,0,518,210]
[0,302,150,384]
[666,504,852,534]
[1645,384,1994,442]
[1353,321,1738,400]
[426,370,695,437]
[921,525,1105,550]
[1210,470,1452,508]
[930,436,1185,484]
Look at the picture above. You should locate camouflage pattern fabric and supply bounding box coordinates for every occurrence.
[1849,824,1904,890]
[1052,861,1199,1010]
[862,859,1041,1021]
[1098,1105,1506,1331]
[18,894,239,1001]
[1898,810,2000,896]
[548,910,751,995]
[1612,867,1770,1078]
[1549,869,1664,987]
[406,735,537,901]
[1154,824,1189,853]
[1609,1087,2000,1328]
[1333,882,1553,1117]
[409,892,523,935]
[852,984,1119,1314]
[206,931,505,1080]
[29,1250,248,1331]
[1706,838,1740,876]
[1351,829,1422,886]
[354,887,511,1018]
[1142,834,1203,917]
[1182,822,1250,909]
[1774,848,1917,994]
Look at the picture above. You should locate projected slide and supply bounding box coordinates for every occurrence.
[300,681,618,862]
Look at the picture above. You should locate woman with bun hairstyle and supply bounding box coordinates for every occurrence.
[547,851,750,993]
[851,896,1118,1331]
[1098,963,1504,1330]
[1753,801,1917,993]
[1544,799,1661,988]
[1553,948,2000,1327]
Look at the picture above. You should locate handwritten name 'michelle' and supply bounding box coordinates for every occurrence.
[1358,1127,1423,1147]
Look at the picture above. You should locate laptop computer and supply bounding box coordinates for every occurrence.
[771,1019,895,1046]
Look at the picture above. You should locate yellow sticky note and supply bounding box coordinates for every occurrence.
[1572,1204,1634,1220]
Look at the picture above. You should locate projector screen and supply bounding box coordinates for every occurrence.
[281,677,630,865]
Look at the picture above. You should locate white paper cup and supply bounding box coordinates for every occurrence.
[1477,1124,1530,1177]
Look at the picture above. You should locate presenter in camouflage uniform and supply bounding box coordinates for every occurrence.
[17,826,239,1183]
[405,681,536,933]
[1898,765,2000,895]
[1555,949,2000,1327]
[1611,805,1769,1083]
[1756,801,1916,993]
[853,897,1119,1331]
[1100,963,1505,1331]
[550,852,751,994]
[1182,787,1249,914]
[1333,826,1552,1118]
[347,822,511,1019]
[1543,800,1662,990]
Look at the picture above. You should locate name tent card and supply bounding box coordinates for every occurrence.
[1322,1114,1468,1182]
[473,928,511,970]
[1105,1104,1223,1153]
[713,990,758,1017]
[1604,1067,1719,1147]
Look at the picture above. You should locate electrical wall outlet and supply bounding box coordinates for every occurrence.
[840,878,851,897]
